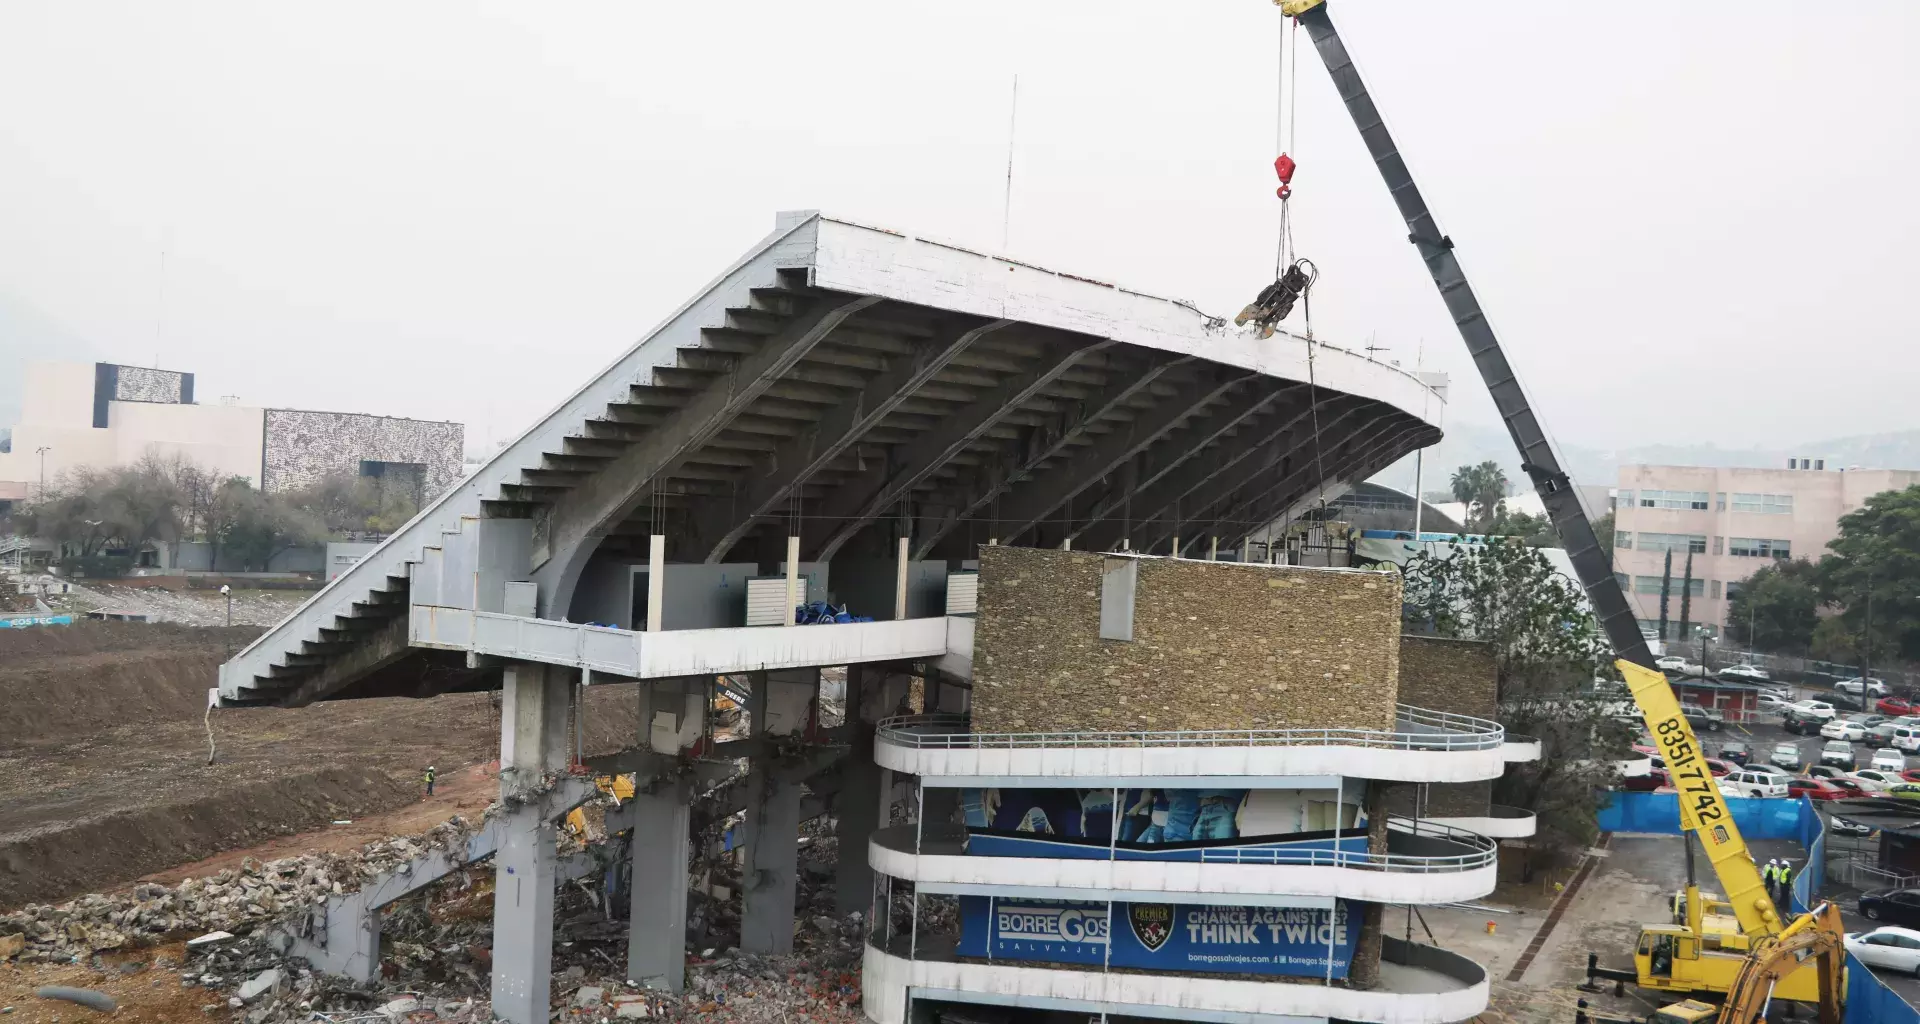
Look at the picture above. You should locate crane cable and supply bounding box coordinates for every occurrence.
[1278,14,1327,515]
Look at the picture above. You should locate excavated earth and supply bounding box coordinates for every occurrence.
[0,621,642,908]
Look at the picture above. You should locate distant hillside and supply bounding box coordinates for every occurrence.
[1378,423,1920,496]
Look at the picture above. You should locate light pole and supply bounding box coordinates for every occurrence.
[34,446,50,498]
[220,584,232,627]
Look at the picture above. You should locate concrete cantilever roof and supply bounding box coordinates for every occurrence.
[217,211,1444,707]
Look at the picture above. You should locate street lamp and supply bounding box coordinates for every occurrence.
[34,446,50,498]
[220,584,232,627]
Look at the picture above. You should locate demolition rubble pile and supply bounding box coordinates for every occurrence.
[2,812,872,1024]
[0,818,479,963]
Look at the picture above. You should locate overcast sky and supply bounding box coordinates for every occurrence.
[2,2,1915,459]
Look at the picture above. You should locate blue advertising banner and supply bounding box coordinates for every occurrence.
[0,614,73,629]
[957,896,1357,979]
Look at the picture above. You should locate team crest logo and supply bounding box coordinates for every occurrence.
[1130,904,1173,952]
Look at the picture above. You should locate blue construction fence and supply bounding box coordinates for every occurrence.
[1595,792,1824,904]
[1849,950,1920,1024]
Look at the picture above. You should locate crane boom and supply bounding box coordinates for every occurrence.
[1277,0,1785,940]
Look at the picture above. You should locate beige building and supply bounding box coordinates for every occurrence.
[1613,460,1920,636]
[0,361,465,505]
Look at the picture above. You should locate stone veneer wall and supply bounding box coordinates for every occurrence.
[1390,635,1499,818]
[261,409,463,496]
[969,547,1402,734]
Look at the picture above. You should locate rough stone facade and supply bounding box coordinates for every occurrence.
[1390,635,1499,818]
[261,409,463,496]
[969,547,1403,734]
[111,364,191,403]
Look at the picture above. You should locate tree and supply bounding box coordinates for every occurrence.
[1678,552,1694,642]
[1658,549,1673,642]
[213,479,324,571]
[1401,539,1630,871]
[1592,511,1615,564]
[1818,484,1920,664]
[14,462,187,565]
[1449,461,1509,532]
[1484,504,1557,547]
[1725,559,1821,653]
[283,471,420,538]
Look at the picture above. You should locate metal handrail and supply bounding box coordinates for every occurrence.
[1196,817,1498,873]
[877,703,1505,752]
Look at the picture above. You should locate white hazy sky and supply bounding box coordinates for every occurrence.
[2,2,1915,455]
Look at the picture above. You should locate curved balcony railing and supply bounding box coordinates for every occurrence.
[1192,817,1498,873]
[878,703,1505,753]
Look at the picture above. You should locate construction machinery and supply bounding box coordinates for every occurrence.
[1270,0,1832,1008]
[1577,904,1845,1024]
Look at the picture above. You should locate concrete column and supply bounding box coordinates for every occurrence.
[837,666,882,915]
[784,536,800,627]
[1348,781,1392,989]
[646,534,665,632]
[741,767,802,952]
[894,537,910,620]
[1208,536,1218,561]
[492,663,569,1024]
[627,783,691,991]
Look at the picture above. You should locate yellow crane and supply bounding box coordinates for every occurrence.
[1269,0,1834,1009]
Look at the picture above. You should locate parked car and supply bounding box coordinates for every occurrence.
[1784,711,1824,736]
[1895,723,1920,754]
[1868,716,1917,744]
[1808,764,1849,781]
[1828,777,1874,798]
[1821,741,1858,769]
[1682,703,1725,732]
[1875,749,1909,772]
[1848,926,1920,975]
[1656,656,1707,677]
[1704,757,1736,777]
[1902,768,1920,783]
[1769,743,1803,770]
[1831,816,1874,837]
[1789,778,1849,801]
[1851,769,1905,791]
[1718,740,1752,765]
[1723,769,1789,798]
[1881,697,1917,717]
[1861,890,1920,927]
[1720,664,1773,683]
[1832,691,1869,712]
[1838,676,1891,697]
[1888,783,1920,800]
[1621,768,1671,793]
[1788,699,1838,721]
[1758,693,1793,713]
[1823,718,1869,742]
[1717,780,1745,799]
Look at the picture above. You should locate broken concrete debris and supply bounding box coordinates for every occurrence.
[1,814,865,1024]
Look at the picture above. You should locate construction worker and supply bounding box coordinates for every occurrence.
[1776,859,1794,906]
[1765,859,1785,904]
[424,765,437,798]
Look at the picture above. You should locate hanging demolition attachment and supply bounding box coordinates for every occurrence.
[1235,259,1318,339]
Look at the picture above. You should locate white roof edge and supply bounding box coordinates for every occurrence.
[802,212,1447,429]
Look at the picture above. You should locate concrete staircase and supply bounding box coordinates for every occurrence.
[219,231,825,707]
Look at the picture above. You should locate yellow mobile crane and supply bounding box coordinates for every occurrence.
[1269,0,1831,1008]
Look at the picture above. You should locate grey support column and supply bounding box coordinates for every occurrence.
[836,666,882,915]
[741,671,802,953]
[491,663,570,1024]
[627,782,691,991]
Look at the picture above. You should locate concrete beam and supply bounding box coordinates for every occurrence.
[1092,400,1369,554]
[805,331,1114,561]
[1162,421,1429,554]
[1070,391,1347,551]
[687,317,1015,562]
[908,353,1192,559]
[982,369,1270,547]
[531,293,883,605]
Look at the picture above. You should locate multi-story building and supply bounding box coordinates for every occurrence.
[0,361,464,503]
[1612,461,1920,636]
[864,547,1536,1024]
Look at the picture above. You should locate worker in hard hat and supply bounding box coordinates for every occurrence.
[424,765,437,798]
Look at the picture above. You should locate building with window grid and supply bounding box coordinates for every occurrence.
[1612,462,1920,637]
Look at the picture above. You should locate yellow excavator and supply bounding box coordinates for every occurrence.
[1577,903,1845,1024]
[1268,0,1843,1016]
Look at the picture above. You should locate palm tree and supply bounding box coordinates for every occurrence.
[1449,461,1510,532]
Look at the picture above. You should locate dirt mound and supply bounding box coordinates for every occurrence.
[0,765,413,908]
[0,620,644,907]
